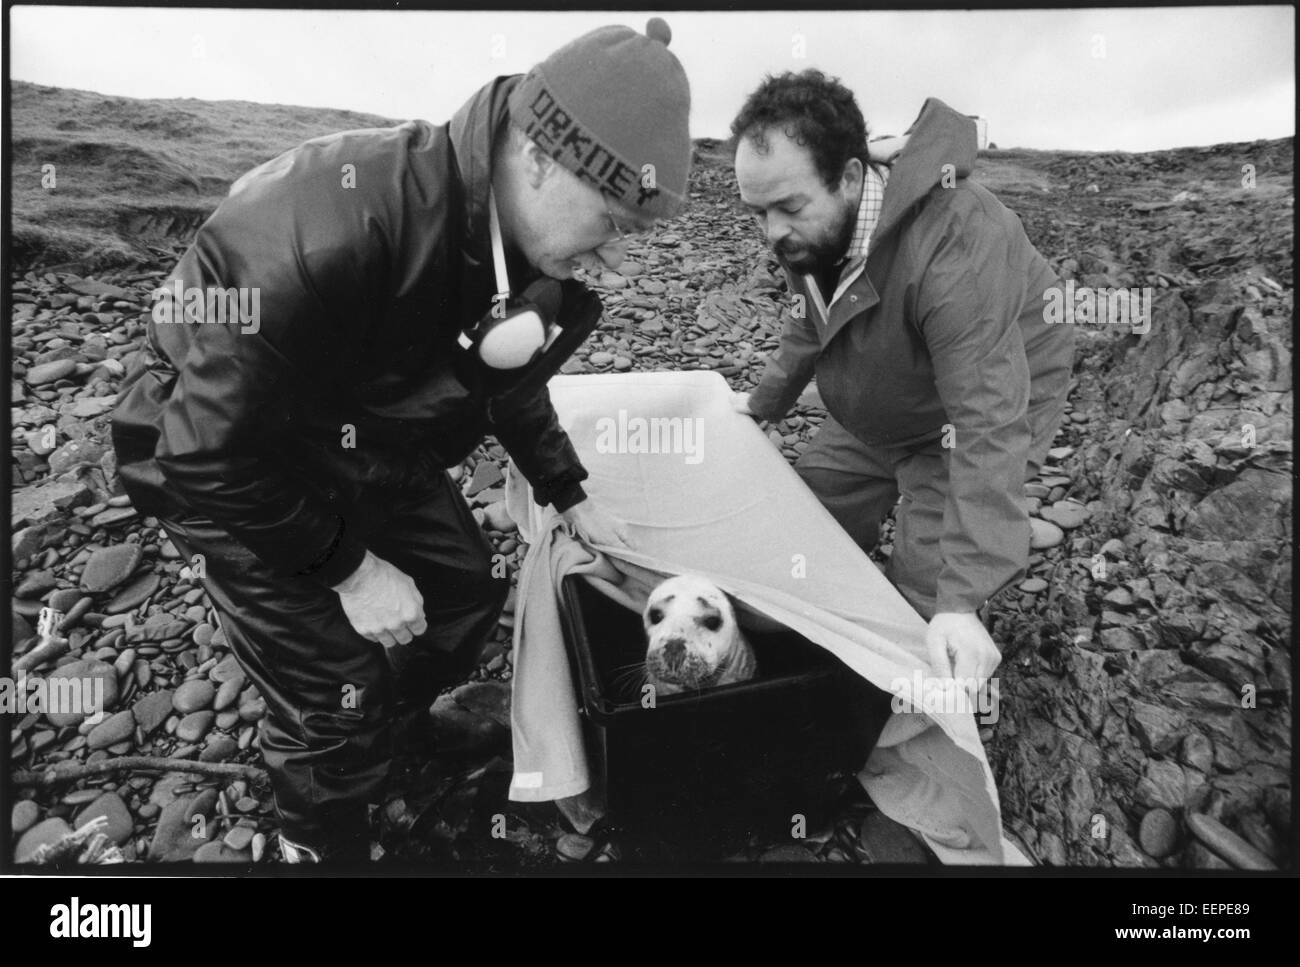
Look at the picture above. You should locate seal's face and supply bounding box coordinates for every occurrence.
[642,575,758,695]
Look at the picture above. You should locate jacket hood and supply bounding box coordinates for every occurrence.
[447,74,535,292]
[872,97,977,246]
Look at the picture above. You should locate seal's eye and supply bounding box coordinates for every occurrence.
[648,608,663,625]
[701,614,723,632]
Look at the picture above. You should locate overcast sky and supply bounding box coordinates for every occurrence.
[10,6,1295,151]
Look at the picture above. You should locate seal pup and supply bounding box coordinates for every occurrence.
[642,574,757,695]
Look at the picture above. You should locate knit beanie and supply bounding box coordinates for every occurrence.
[508,17,691,221]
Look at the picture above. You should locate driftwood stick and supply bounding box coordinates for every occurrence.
[12,637,72,674]
[12,756,267,788]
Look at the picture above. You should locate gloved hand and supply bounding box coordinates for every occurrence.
[925,611,1002,703]
[730,391,756,417]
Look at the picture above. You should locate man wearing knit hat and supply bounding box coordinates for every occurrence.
[111,18,691,863]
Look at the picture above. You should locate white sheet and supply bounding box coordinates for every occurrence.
[504,370,1029,865]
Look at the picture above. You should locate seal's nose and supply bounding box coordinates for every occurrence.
[663,638,686,667]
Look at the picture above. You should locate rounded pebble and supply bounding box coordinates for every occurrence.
[16,817,74,863]
[86,710,135,750]
[1040,499,1090,530]
[11,799,41,836]
[173,679,215,714]
[1138,807,1179,858]
[1029,517,1065,550]
[175,710,215,743]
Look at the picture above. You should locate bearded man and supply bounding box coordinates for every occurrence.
[730,70,1074,691]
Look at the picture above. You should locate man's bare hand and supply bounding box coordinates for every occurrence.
[561,498,632,550]
[867,134,909,164]
[332,551,428,647]
[925,611,1001,701]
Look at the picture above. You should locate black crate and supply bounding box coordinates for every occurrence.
[558,574,894,853]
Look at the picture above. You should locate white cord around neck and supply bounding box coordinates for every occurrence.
[488,189,511,300]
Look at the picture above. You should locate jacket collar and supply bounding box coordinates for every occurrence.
[794,97,977,349]
[447,74,536,296]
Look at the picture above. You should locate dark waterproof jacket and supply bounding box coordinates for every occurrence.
[748,98,1075,614]
[111,75,590,590]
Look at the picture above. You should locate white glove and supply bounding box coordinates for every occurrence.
[731,391,756,417]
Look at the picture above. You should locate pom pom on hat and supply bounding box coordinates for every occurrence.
[645,17,672,45]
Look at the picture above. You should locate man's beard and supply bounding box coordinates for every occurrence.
[774,198,858,275]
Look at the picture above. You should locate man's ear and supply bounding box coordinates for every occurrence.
[519,136,557,190]
[840,156,864,197]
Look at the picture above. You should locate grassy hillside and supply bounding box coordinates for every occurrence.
[10,81,400,269]
[11,80,1292,281]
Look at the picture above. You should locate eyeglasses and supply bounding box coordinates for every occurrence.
[602,193,637,243]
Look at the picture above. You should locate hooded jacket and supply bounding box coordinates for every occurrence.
[111,75,591,590]
[747,98,1075,614]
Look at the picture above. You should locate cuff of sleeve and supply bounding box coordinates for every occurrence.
[746,384,786,422]
[934,588,990,618]
[549,482,588,514]
[298,517,368,589]
[530,463,589,510]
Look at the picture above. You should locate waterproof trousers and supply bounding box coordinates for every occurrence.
[159,471,508,853]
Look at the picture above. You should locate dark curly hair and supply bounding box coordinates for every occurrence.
[729,69,870,189]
